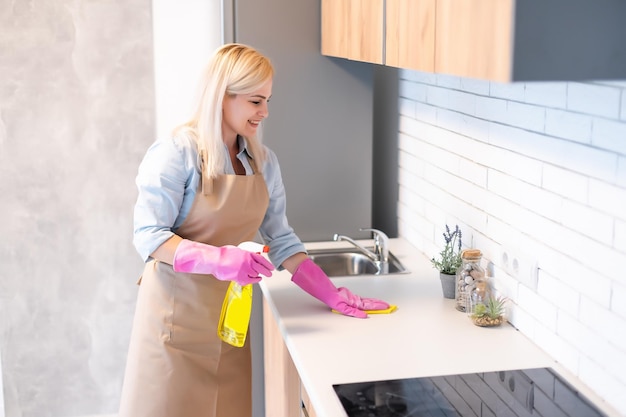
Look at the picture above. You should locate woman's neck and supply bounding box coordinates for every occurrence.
[227,136,245,175]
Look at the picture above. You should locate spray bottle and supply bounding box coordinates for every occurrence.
[217,241,269,347]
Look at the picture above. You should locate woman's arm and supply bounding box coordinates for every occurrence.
[149,234,184,265]
[280,252,309,274]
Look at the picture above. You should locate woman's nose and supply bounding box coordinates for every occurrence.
[258,102,269,118]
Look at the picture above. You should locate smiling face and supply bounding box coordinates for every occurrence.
[222,78,273,145]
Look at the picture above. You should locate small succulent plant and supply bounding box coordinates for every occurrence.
[431,225,463,275]
[471,296,507,327]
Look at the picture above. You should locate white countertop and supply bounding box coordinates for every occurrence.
[259,238,618,417]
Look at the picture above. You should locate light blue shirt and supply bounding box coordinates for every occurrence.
[133,134,306,269]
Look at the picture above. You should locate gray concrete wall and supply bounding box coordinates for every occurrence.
[0,1,154,415]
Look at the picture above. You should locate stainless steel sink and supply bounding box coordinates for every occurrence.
[307,247,408,277]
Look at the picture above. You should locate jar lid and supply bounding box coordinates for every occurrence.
[462,249,482,259]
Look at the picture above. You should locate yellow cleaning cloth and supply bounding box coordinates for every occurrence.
[332,305,398,315]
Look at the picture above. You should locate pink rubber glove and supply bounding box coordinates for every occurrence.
[173,239,274,285]
[291,259,390,318]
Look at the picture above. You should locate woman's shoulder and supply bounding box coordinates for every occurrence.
[145,133,197,155]
[260,143,278,165]
[140,133,199,174]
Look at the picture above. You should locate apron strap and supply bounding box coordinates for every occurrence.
[199,150,214,195]
[200,148,259,196]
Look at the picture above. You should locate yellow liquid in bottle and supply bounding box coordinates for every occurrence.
[218,282,253,347]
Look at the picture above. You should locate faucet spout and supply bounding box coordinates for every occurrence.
[333,228,390,275]
[360,228,389,265]
[332,234,378,262]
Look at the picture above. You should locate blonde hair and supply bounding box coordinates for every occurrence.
[174,43,274,178]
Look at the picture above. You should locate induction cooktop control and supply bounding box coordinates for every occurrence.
[333,367,607,417]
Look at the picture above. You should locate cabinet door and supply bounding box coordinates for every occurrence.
[263,299,301,417]
[321,0,383,64]
[321,0,350,58]
[349,0,384,63]
[386,0,436,71]
[435,0,515,81]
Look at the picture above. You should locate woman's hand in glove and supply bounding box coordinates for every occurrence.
[173,239,274,285]
[291,258,389,318]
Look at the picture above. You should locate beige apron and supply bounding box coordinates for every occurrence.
[119,155,269,417]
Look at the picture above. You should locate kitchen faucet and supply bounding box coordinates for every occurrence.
[333,228,390,274]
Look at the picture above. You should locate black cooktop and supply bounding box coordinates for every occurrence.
[333,367,607,417]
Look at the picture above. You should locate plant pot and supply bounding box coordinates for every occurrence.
[439,273,456,299]
[470,315,504,327]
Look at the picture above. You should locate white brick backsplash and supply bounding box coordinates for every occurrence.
[414,101,437,124]
[536,250,611,307]
[612,282,626,322]
[489,81,526,102]
[398,72,626,413]
[567,82,621,119]
[524,82,568,109]
[518,284,557,330]
[579,356,626,415]
[475,95,508,122]
[437,107,492,141]
[489,80,525,101]
[488,170,563,222]
[545,108,592,144]
[619,157,626,187]
[533,322,579,372]
[399,97,415,118]
[399,79,427,101]
[435,73,462,89]
[459,157,487,187]
[445,89,477,115]
[542,164,588,203]
[558,313,626,390]
[426,84,451,108]
[492,125,618,182]
[459,77,490,95]
[402,68,437,84]
[537,270,580,317]
[508,306,537,338]
[579,297,626,351]
[481,146,542,185]
[588,179,626,220]
[506,101,546,133]
[399,115,424,140]
[560,199,614,243]
[615,219,626,253]
[592,117,626,155]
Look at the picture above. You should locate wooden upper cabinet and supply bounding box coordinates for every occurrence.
[321,0,349,58]
[322,0,626,81]
[321,0,384,64]
[385,0,436,72]
[435,0,514,82]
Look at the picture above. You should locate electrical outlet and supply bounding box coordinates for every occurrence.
[497,370,534,412]
[500,244,538,290]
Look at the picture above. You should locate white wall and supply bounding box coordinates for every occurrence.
[0,1,154,415]
[396,71,626,415]
[152,0,222,139]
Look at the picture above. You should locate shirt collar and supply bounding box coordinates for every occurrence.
[237,135,255,160]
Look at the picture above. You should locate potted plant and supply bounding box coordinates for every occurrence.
[431,225,463,299]
[470,295,507,327]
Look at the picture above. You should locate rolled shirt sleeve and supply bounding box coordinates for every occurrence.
[132,135,199,261]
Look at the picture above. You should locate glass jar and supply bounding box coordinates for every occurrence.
[455,249,485,312]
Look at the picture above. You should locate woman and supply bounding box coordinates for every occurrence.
[118,43,389,417]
